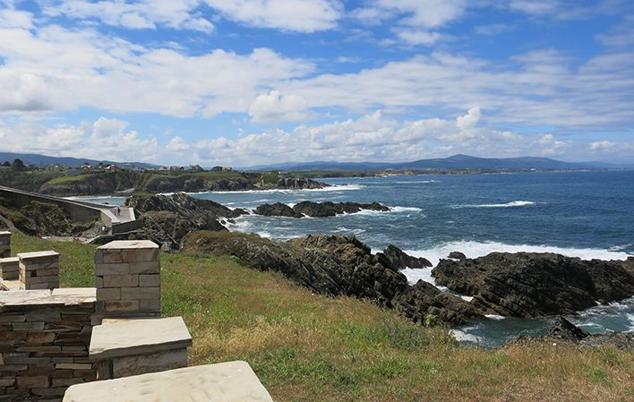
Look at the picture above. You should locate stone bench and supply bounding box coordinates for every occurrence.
[89,316,192,379]
[62,361,273,402]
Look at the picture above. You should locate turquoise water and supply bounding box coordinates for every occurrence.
[76,171,634,346]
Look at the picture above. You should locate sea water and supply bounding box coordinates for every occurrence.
[77,170,634,346]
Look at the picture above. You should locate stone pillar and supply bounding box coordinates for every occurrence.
[94,240,160,320]
[0,231,10,258]
[17,250,60,290]
[0,256,20,280]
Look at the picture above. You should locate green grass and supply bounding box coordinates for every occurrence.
[46,174,93,185]
[10,232,634,401]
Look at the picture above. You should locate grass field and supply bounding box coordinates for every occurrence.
[11,232,634,401]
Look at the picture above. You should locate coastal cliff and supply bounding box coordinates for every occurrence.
[1,169,327,196]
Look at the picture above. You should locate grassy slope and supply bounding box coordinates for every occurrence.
[11,233,634,401]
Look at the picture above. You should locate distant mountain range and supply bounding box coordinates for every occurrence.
[0,152,158,169]
[247,154,632,172]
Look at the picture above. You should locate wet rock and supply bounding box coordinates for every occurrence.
[433,252,634,318]
[378,245,432,270]
[448,251,466,260]
[546,316,589,341]
[254,203,303,218]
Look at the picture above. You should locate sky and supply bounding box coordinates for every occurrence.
[0,0,633,167]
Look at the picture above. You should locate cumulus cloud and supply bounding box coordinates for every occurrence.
[166,136,190,152]
[0,117,161,162]
[589,140,617,151]
[204,0,342,32]
[44,0,214,32]
[0,22,313,117]
[248,90,308,123]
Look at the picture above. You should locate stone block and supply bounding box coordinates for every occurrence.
[112,348,187,378]
[102,275,138,288]
[99,300,140,313]
[138,274,160,287]
[120,287,160,301]
[94,263,130,276]
[0,231,10,258]
[16,375,49,389]
[18,251,60,290]
[96,288,120,301]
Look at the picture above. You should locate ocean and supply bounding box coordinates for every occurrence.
[78,170,634,346]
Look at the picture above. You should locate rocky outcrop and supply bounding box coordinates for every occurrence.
[125,193,247,249]
[448,251,466,260]
[514,316,634,350]
[254,203,303,218]
[182,232,483,325]
[433,252,634,318]
[0,196,94,236]
[253,201,391,218]
[377,244,432,270]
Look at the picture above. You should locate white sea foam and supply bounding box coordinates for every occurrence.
[395,180,440,184]
[461,295,474,302]
[627,314,634,331]
[403,240,631,269]
[452,200,536,209]
[485,314,506,320]
[399,240,631,288]
[449,329,482,343]
[192,184,364,194]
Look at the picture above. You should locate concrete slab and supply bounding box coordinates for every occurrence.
[63,361,273,402]
[89,316,192,361]
[0,288,96,310]
[97,240,158,250]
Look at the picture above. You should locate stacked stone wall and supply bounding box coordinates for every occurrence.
[0,289,96,401]
[94,241,160,320]
[18,251,60,290]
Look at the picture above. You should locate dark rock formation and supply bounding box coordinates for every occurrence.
[377,245,432,270]
[433,252,634,318]
[546,316,589,341]
[253,201,391,218]
[448,251,466,260]
[125,193,247,249]
[254,203,303,218]
[182,232,483,325]
[0,196,94,236]
[512,316,634,350]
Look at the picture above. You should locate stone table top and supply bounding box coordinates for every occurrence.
[0,287,96,310]
[0,231,10,236]
[89,316,192,360]
[0,257,19,263]
[16,250,60,259]
[98,240,158,250]
[63,361,273,402]
[0,279,21,291]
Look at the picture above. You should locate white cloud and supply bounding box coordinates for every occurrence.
[393,29,444,46]
[166,136,190,152]
[43,0,214,33]
[374,0,466,29]
[204,0,342,32]
[537,133,566,156]
[0,23,313,117]
[248,90,308,123]
[0,8,33,29]
[589,140,616,151]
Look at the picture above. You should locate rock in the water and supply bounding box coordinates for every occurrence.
[378,245,432,270]
[182,232,482,326]
[546,316,589,341]
[448,251,466,260]
[292,201,389,218]
[433,252,634,318]
[254,203,303,218]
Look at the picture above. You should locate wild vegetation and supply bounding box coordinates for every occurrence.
[9,232,634,401]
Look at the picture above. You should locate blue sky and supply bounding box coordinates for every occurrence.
[0,0,633,166]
